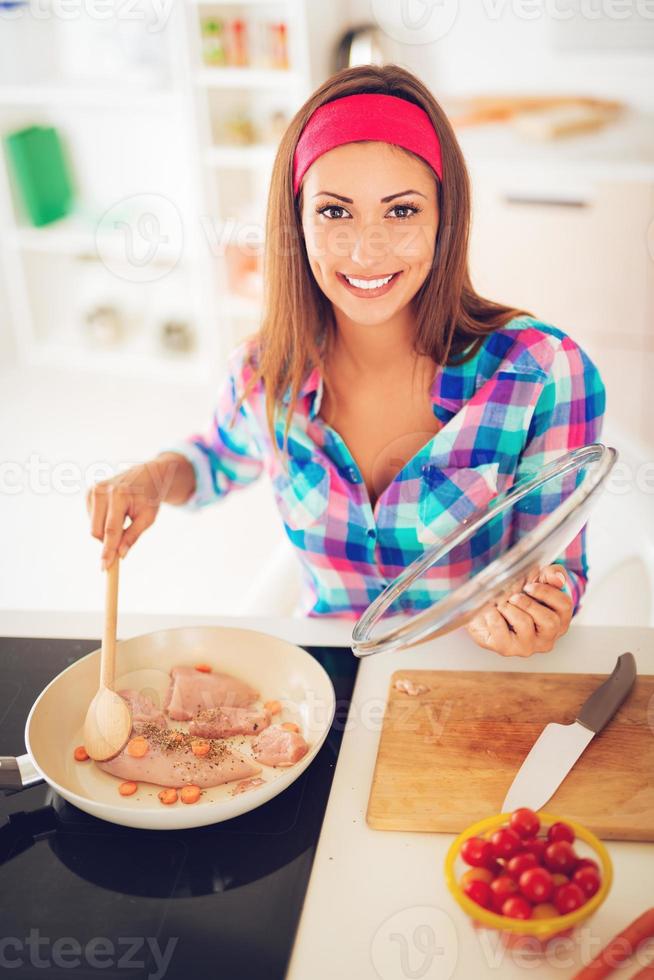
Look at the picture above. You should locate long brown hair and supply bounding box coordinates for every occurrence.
[233,63,532,462]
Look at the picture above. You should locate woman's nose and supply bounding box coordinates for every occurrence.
[349,223,391,268]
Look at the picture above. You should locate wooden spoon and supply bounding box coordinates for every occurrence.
[83,555,132,761]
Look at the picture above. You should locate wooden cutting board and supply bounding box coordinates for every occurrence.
[367,669,654,841]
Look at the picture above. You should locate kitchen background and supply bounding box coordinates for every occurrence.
[0,0,652,626]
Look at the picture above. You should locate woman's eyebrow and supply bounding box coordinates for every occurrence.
[312,189,427,203]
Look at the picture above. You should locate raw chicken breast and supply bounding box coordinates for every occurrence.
[188,706,271,738]
[164,666,259,721]
[251,726,309,768]
[118,689,167,731]
[231,777,266,796]
[98,722,262,789]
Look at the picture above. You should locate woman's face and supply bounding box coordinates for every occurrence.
[300,141,439,328]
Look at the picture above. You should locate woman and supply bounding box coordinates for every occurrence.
[87,65,605,658]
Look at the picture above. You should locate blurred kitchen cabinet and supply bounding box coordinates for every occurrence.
[468,172,654,452]
[469,174,651,339]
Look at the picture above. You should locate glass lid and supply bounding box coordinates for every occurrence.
[350,444,617,658]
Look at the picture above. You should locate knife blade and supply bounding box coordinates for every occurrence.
[501,651,637,813]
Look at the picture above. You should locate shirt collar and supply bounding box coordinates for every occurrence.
[281,365,324,419]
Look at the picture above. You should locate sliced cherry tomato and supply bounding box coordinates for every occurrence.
[554,881,586,915]
[509,807,540,839]
[544,840,578,875]
[491,827,522,861]
[461,836,495,869]
[126,736,148,758]
[501,896,532,920]
[463,879,494,909]
[180,785,201,805]
[572,866,601,899]
[547,821,575,844]
[519,866,554,904]
[507,852,538,881]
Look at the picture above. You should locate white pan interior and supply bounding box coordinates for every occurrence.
[25,626,336,830]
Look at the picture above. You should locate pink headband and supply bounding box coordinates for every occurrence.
[293,93,443,197]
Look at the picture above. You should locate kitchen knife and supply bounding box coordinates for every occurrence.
[501,652,637,813]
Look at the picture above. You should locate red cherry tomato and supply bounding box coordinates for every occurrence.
[461,868,494,887]
[554,881,586,915]
[461,837,495,868]
[486,859,505,877]
[507,852,538,881]
[544,840,578,875]
[502,895,532,920]
[519,866,555,904]
[547,821,575,844]
[491,827,522,861]
[575,857,599,874]
[490,875,518,904]
[520,837,548,864]
[509,807,540,839]
[464,878,494,909]
[532,902,559,920]
[572,866,601,899]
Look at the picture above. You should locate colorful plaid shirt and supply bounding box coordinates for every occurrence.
[159,315,606,620]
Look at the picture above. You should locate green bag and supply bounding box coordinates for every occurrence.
[3,125,75,227]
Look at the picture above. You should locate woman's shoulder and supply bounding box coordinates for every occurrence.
[477,314,601,382]
[225,335,264,394]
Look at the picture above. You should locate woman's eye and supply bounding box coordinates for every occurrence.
[389,204,421,219]
[315,203,422,220]
[317,205,349,219]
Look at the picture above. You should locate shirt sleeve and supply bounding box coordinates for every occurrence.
[156,341,265,511]
[511,335,606,615]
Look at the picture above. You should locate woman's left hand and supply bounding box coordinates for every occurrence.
[465,564,574,658]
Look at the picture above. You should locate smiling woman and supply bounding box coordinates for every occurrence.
[88,64,606,659]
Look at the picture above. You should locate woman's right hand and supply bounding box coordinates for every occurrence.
[86,460,165,570]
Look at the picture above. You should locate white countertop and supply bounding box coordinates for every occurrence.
[2,611,652,979]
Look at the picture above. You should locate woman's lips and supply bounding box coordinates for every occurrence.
[337,270,403,298]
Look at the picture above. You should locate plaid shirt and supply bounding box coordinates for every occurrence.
[159,316,605,620]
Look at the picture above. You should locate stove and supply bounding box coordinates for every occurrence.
[0,636,358,980]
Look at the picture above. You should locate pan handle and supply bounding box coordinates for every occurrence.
[0,755,44,795]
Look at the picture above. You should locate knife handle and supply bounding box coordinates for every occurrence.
[577,652,637,733]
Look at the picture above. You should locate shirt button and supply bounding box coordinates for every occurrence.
[341,465,361,484]
[367,528,376,539]
[421,463,439,488]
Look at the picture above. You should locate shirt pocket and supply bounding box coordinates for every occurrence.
[416,461,500,547]
[272,455,330,532]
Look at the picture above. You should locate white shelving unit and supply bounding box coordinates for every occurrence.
[0,0,349,384]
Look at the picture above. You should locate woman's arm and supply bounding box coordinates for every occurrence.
[156,340,265,511]
[510,335,607,615]
[467,333,606,656]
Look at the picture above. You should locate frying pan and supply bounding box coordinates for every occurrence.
[0,626,336,830]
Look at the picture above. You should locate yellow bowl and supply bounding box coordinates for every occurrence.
[444,811,613,947]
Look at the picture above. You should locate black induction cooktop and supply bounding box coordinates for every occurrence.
[0,636,358,980]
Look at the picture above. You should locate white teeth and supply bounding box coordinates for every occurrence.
[344,273,394,290]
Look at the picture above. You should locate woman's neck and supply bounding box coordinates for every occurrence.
[329,307,420,380]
